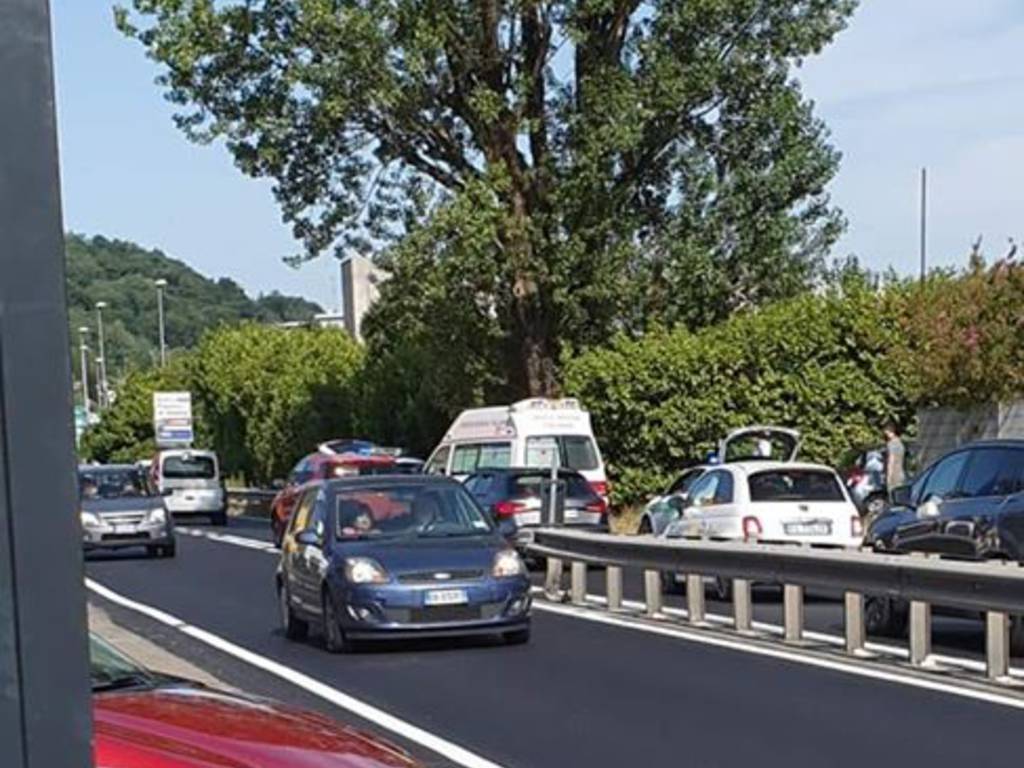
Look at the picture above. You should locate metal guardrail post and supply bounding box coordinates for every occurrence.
[544,557,564,601]
[606,566,623,611]
[686,574,706,625]
[985,611,1010,681]
[844,592,866,656]
[644,570,663,617]
[570,561,587,606]
[783,584,804,643]
[909,601,931,666]
[733,579,753,634]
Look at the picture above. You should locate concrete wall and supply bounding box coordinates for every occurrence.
[916,400,1024,468]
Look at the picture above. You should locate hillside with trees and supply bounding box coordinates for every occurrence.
[66,233,323,378]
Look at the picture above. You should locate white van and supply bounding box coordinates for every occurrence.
[426,399,609,497]
[151,449,227,526]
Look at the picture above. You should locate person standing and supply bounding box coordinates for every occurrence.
[883,422,906,489]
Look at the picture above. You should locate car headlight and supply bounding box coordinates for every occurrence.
[493,549,525,578]
[80,511,100,528]
[344,557,390,584]
[147,507,167,524]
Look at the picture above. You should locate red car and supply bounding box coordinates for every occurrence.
[270,452,403,547]
[92,634,418,767]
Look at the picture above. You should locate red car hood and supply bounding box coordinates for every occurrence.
[94,684,417,768]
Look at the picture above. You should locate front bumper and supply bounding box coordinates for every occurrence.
[83,521,173,551]
[335,576,531,640]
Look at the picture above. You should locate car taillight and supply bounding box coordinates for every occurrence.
[585,498,608,515]
[494,500,527,518]
[851,515,864,538]
[590,480,609,498]
[742,516,763,541]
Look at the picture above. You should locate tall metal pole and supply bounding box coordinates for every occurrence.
[155,278,168,366]
[0,0,93,764]
[78,327,91,422]
[919,167,927,282]
[95,301,108,408]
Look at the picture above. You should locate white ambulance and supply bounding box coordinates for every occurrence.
[425,398,609,498]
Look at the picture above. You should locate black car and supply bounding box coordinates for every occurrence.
[865,440,1024,646]
[79,464,176,558]
[463,467,609,553]
[276,475,531,652]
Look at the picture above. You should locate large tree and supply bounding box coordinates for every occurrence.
[118,0,855,395]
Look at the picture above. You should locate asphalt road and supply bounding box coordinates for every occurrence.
[86,519,1023,768]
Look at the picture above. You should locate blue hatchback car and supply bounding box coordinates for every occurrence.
[276,475,532,652]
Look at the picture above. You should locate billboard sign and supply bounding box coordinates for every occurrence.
[153,391,193,446]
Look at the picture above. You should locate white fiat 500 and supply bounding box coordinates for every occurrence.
[663,461,863,547]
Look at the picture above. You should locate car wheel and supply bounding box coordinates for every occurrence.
[864,596,907,637]
[503,627,531,645]
[1011,615,1024,657]
[161,544,176,558]
[322,589,349,653]
[146,545,159,558]
[211,511,228,527]
[708,576,732,602]
[278,582,308,641]
[637,517,653,535]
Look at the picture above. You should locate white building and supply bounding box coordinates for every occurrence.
[339,253,386,341]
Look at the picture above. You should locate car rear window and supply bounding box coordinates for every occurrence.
[748,469,844,502]
[510,473,595,499]
[524,436,600,471]
[162,454,216,479]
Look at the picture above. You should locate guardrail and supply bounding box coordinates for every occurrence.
[528,529,1024,683]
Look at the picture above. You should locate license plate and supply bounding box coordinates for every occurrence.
[424,589,468,606]
[784,522,831,536]
[113,524,136,534]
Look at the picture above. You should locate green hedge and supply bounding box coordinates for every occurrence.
[563,285,916,504]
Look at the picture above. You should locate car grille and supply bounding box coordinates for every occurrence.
[101,533,145,542]
[396,569,484,584]
[99,511,148,525]
[383,602,504,624]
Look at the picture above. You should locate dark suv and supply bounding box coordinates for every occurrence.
[865,440,1024,645]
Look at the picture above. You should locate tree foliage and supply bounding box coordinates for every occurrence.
[81,324,363,484]
[66,233,323,377]
[563,284,915,503]
[117,0,855,396]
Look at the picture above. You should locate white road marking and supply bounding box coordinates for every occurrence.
[530,599,1024,710]
[85,578,507,768]
[177,525,1024,699]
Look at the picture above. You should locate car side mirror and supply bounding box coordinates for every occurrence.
[271,478,286,490]
[889,484,913,508]
[295,529,321,547]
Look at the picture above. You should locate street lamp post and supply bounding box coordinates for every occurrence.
[155,278,168,366]
[94,300,108,408]
[77,326,90,421]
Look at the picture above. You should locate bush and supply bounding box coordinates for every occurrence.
[563,285,915,504]
[81,324,363,484]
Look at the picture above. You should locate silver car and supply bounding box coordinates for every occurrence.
[79,464,176,558]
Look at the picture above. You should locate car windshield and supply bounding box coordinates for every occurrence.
[162,454,216,479]
[79,468,154,499]
[748,469,845,502]
[524,435,599,471]
[335,483,493,540]
[90,634,156,692]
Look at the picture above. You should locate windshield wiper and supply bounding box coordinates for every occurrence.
[91,672,156,693]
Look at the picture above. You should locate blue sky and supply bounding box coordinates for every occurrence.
[52,1,1024,309]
